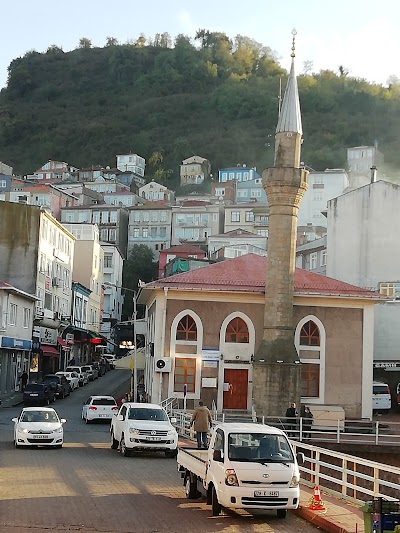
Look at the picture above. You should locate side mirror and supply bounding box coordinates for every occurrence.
[60,419,67,424]
[297,452,305,465]
[213,449,223,462]
[11,418,17,423]
[117,414,124,421]
[170,417,177,424]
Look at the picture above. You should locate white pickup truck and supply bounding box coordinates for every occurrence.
[110,402,178,457]
[177,422,304,517]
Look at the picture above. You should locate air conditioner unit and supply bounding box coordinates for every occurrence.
[155,358,172,372]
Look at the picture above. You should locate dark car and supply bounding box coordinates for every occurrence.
[42,374,71,399]
[23,383,56,406]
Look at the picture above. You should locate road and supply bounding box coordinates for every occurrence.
[0,369,318,533]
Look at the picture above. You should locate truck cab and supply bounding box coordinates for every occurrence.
[177,422,304,518]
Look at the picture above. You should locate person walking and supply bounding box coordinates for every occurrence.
[20,370,28,392]
[285,402,298,438]
[190,401,212,449]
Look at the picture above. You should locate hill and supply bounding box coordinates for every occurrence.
[0,31,400,182]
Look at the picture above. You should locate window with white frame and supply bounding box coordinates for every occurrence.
[229,172,235,180]
[109,229,117,242]
[379,282,400,298]
[320,250,327,266]
[237,190,248,197]
[9,303,17,325]
[143,211,149,222]
[221,172,228,182]
[104,254,112,268]
[160,211,167,222]
[110,211,117,223]
[133,211,140,223]
[142,228,149,238]
[231,211,240,222]
[295,317,325,401]
[245,211,254,222]
[310,252,317,270]
[250,189,262,197]
[133,228,140,238]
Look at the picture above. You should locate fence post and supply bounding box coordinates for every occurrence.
[337,419,341,443]
[375,421,379,446]
[342,457,347,498]
[300,417,303,442]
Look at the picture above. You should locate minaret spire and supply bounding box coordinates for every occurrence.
[253,32,309,418]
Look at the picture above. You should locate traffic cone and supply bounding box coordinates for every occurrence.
[308,485,326,511]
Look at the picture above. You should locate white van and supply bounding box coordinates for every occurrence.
[372,381,391,412]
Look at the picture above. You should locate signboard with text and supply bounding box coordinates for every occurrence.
[39,327,57,346]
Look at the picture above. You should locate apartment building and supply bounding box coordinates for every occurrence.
[139,181,175,203]
[128,203,172,257]
[224,203,269,237]
[171,201,224,246]
[180,155,211,186]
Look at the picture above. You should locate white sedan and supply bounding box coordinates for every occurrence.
[56,371,80,391]
[82,396,118,423]
[12,407,66,448]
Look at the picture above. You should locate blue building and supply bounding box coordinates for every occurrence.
[0,174,11,194]
[236,178,267,203]
[218,166,260,183]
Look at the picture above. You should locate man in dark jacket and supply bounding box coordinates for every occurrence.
[190,401,212,449]
[285,402,298,438]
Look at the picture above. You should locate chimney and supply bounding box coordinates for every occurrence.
[371,166,377,183]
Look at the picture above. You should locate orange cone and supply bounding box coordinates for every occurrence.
[308,485,326,511]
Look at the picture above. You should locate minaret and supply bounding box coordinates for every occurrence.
[253,30,309,417]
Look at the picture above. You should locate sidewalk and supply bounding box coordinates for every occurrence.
[0,390,23,408]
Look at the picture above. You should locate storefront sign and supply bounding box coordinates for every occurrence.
[0,336,32,351]
[39,327,57,346]
[203,361,218,368]
[201,349,220,362]
[202,378,217,388]
[373,361,400,369]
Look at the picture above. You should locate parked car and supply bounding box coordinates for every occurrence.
[65,366,89,386]
[372,381,392,412]
[42,374,71,399]
[82,396,118,423]
[56,371,80,391]
[12,407,66,448]
[23,383,56,406]
[110,402,178,457]
[103,354,117,369]
[396,383,400,407]
[81,365,98,381]
[92,361,105,377]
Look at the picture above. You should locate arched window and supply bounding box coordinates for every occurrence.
[225,317,249,343]
[176,314,197,341]
[295,316,325,402]
[300,321,320,346]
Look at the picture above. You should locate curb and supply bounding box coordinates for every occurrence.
[294,506,351,533]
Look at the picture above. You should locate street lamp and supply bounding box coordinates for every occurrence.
[103,281,138,402]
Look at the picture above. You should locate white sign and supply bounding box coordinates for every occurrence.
[39,327,57,346]
[203,361,218,368]
[202,349,220,362]
[202,378,217,388]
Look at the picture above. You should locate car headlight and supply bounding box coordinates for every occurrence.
[20,428,29,433]
[225,469,239,486]
[289,475,300,487]
[167,430,177,437]
[129,428,140,435]
[53,427,63,434]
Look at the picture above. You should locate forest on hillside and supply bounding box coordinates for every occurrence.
[0,30,400,184]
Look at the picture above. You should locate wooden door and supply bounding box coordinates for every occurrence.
[223,369,248,410]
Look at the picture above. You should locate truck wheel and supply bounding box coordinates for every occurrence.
[277,509,287,518]
[165,448,178,458]
[185,475,198,499]
[120,436,131,457]
[111,431,118,449]
[211,486,221,516]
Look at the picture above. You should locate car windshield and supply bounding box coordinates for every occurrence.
[21,410,59,423]
[373,385,389,395]
[227,433,294,463]
[24,384,43,392]
[81,366,91,372]
[43,376,59,383]
[66,367,78,373]
[92,398,116,406]
[128,408,168,421]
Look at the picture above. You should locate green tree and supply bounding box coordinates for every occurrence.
[122,245,158,319]
[105,36,118,47]
[79,37,92,49]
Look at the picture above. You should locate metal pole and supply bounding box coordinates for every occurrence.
[133,292,137,403]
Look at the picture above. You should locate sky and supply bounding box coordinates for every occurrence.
[0,0,399,89]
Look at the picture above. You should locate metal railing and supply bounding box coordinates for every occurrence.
[160,396,179,416]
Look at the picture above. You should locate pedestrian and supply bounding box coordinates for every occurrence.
[301,406,313,439]
[190,401,212,449]
[285,402,298,438]
[20,370,28,392]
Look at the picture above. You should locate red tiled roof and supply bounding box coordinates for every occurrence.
[146,254,381,299]
[0,281,13,288]
[161,244,206,254]
[180,200,210,207]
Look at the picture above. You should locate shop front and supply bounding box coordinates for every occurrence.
[0,336,32,394]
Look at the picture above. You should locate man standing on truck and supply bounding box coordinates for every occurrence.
[190,401,212,449]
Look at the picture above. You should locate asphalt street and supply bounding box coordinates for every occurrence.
[0,369,318,533]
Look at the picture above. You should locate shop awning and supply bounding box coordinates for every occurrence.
[41,344,60,358]
[57,337,68,348]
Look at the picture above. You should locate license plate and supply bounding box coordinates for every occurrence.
[98,414,109,418]
[29,393,38,397]
[147,436,161,441]
[32,434,49,439]
[254,490,279,497]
